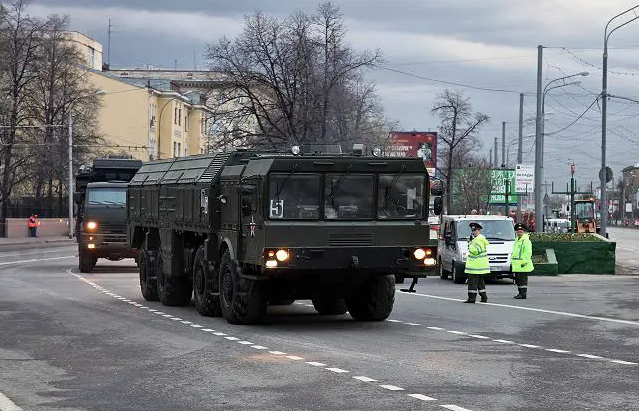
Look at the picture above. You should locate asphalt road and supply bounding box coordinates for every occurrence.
[0,244,638,411]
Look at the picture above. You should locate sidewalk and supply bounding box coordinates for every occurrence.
[0,236,76,250]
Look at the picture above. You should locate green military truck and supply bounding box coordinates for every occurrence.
[127,145,443,324]
[75,157,143,272]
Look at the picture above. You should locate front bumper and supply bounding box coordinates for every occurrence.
[80,233,138,259]
[455,262,513,279]
[260,246,438,277]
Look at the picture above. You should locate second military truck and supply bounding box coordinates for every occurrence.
[127,145,442,324]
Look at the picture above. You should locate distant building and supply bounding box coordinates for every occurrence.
[64,31,103,71]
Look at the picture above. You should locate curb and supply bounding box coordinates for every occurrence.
[0,238,76,251]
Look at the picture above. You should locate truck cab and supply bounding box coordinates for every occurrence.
[438,215,516,284]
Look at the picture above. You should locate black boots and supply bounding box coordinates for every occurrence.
[479,292,488,303]
[464,293,476,303]
[514,288,527,299]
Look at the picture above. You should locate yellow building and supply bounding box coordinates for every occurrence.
[64,31,103,71]
[87,70,212,161]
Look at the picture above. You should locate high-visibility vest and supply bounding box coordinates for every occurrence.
[465,234,490,275]
[28,217,37,228]
[511,233,534,273]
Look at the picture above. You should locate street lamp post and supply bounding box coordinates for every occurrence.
[534,70,588,232]
[600,4,639,237]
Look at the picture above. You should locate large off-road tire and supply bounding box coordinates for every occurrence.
[156,249,192,306]
[312,297,348,315]
[193,246,222,317]
[394,275,405,284]
[139,249,159,301]
[346,274,395,321]
[219,250,266,325]
[79,247,96,273]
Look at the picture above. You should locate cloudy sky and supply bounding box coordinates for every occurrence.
[25,0,639,189]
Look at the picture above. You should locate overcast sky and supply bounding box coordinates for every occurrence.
[26,0,639,190]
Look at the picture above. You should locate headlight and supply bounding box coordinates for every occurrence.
[423,258,436,266]
[86,221,97,230]
[413,248,426,260]
[275,249,289,262]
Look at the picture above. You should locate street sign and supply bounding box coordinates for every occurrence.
[599,166,613,183]
[515,164,534,194]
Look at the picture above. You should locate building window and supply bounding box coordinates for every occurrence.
[184,114,188,131]
[178,108,182,126]
[174,107,178,125]
[173,142,177,157]
[87,47,95,68]
[177,142,182,157]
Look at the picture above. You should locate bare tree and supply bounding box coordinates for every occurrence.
[451,156,492,214]
[432,89,489,212]
[205,3,386,149]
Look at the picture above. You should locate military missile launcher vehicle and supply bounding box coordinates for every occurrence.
[127,144,443,324]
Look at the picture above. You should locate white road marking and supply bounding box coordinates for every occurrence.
[269,351,286,355]
[609,359,638,365]
[447,331,467,335]
[403,291,639,326]
[251,345,268,350]
[286,355,304,360]
[408,394,437,401]
[190,324,203,328]
[162,314,173,318]
[386,319,402,323]
[180,321,191,324]
[154,311,165,315]
[238,341,254,345]
[0,255,75,266]
[353,376,377,382]
[306,362,327,367]
[170,317,183,321]
[518,344,541,348]
[139,306,148,309]
[213,332,227,336]
[546,349,571,354]
[379,384,404,391]
[468,334,490,339]
[494,339,515,344]
[225,336,240,341]
[326,367,348,373]
[441,405,473,411]
[202,329,215,332]
[427,326,445,331]
[576,354,603,359]
[404,322,421,326]
[0,391,22,411]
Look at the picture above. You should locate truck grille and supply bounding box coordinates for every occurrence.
[99,223,126,233]
[329,233,372,247]
[489,253,509,264]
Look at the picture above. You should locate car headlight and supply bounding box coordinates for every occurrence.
[275,249,289,262]
[413,248,426,260]
[86,221,97,231]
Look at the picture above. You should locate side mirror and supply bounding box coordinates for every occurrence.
[241,198,252,216]
[433,196,443,215]
[430,186,444,196]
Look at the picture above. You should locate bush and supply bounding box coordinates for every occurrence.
[528,233,604,242]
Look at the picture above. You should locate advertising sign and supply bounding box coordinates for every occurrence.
[488,169,517,205]
[387,131,437,176]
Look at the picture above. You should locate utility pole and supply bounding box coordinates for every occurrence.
[534,45,544,232]
[489,148,492,165]
[68,116,74,240]
[494,137,498,168]
[501,121,506,168]
[107,18,112,67]
[517,93,524,222]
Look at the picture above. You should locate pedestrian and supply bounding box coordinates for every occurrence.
[464,222,490,303]
[511,223,534,299]
[27,214,38,238]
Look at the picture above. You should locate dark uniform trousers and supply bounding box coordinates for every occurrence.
[467,274,487,294]
[515,272,530,288]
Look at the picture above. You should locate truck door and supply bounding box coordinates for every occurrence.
[239,183,260,263]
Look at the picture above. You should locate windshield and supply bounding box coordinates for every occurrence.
[87,188,126,205]
[268,174,320,219]
[575,202,595,219]
[378,174,425,219]
[456,220,515,241]
[325,174,374,219]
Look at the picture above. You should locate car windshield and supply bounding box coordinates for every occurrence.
[456,220,515,241]
[325,174,374,220]
[87,188,126,205]
[575,202,594,219]
[268,174,320,219]
[377,174,425,219]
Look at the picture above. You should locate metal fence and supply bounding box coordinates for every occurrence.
[2,198,70,219]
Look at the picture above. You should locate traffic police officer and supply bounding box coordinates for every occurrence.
[511,223,534,299]
[464,222,490,303]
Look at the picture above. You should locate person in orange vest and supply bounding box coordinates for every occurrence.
[27,214,39,237]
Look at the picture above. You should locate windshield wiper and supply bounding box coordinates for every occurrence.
[328,164,353,206]
[383,165,406,207]
[275,163,298,200]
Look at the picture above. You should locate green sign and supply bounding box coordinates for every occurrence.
[488,169,518,205]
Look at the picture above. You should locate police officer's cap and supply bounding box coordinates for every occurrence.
[514,223,527,231]
[469,222,482,230]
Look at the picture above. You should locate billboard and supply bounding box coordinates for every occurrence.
[387,131,437,176]
[488,169,518,205]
